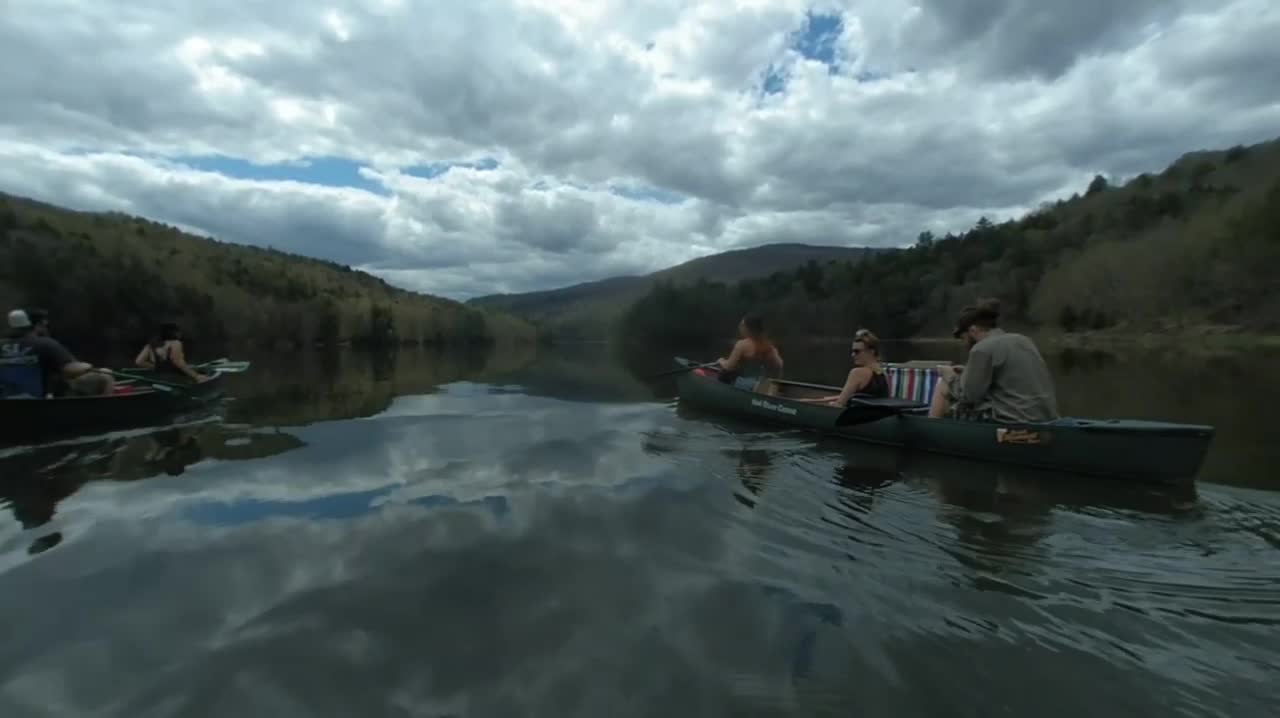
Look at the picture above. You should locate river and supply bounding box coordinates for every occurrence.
[1,341,1277,717]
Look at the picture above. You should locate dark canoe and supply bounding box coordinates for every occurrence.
[0,372,227,448]
[672,357,1215,483]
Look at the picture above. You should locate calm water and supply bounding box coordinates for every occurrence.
[1,342,1278,717]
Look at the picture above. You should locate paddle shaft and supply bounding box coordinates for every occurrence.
[202,359,250,373]
[649,361,721,379]
[109,369,199,392]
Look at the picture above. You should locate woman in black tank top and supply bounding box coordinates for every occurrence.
[798,328,889,406]
[134,322,211,383]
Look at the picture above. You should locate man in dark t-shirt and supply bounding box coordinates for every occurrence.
[1,309,114,397]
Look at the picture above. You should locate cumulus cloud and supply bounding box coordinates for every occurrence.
[1,0,1278,298]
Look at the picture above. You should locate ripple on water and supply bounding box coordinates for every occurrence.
[1,387,1278,717]
[683,421,1280,712]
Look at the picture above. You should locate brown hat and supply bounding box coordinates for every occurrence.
[952,298,1000,337]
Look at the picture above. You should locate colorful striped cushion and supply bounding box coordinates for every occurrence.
[885,365,941,404]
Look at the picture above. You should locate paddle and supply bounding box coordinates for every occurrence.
[203,359,250,374]
[647,359,721,379]
[833,397,928,427]
[108,369,200,393]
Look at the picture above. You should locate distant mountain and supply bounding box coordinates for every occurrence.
[620,136,1280,343]
[468,243,883,339]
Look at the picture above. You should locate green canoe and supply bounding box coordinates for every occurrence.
[672,357,1215,483]
[0,359,247,448]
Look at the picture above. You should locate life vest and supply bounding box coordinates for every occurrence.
[0,339,44,398]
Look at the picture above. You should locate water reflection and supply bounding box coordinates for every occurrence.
[0,422,306,554]
[220,345,523,427]
[736,448,774,495]
[1056,346,1119,374]
[477,342,667,404]
[0,344,1276,716]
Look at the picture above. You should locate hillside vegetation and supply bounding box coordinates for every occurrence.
[0,193,536,350]
[469,244,880,339]
[623,137,1280,344]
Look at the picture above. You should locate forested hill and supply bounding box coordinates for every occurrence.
[0,193,536,350]
[623,137,1280,344]
[469,243,880,339]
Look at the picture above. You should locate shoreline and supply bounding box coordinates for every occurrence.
[562,330,1280,351]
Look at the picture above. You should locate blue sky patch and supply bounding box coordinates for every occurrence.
[762,64,789,96]
[403,156,500,179]
[793,11,844,69]
[171,154,504,192]
[175,155,389,195]
[608,183,686,205]
[760,10,846,97]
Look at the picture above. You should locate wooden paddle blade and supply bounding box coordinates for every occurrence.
[834,397,926,427]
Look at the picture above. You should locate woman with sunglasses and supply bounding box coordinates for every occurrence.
[798,328,889,406]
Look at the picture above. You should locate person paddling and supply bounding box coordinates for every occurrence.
[798,328,889,406]
[716,313,784,394]
[929,298,1058,422]
[1,308,114,398]
[134,322,210,383]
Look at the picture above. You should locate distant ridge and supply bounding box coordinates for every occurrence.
[619,136,1280,343]
[468,243,883,339]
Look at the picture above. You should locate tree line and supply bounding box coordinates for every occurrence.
[621,139,1280,344]
[0,193,537,351]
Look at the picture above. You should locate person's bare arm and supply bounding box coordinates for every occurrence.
[60,361,96,380]
[41,338,104,381]
[134,345,154,368]
[170,341,209,382]
[833,367,871,405]
[717,340,746,371]
[798,367,866,404]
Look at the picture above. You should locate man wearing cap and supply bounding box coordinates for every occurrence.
[1,308,114,398]
[927,298,1058,423]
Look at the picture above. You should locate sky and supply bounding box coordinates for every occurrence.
[1,0,1278,300]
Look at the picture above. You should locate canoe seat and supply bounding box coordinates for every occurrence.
[885,365,941,405]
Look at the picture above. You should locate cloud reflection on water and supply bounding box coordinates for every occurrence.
[1,381,1277,717]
